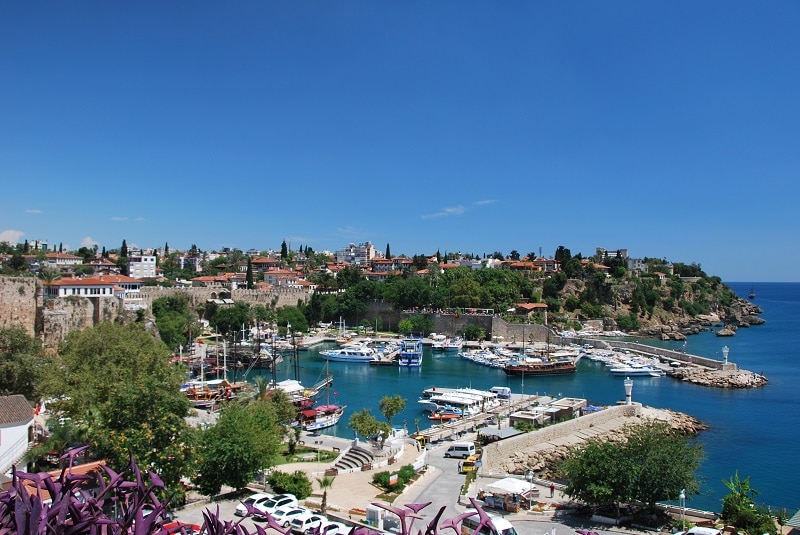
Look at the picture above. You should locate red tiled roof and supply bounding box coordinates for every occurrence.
[0,395,33,425]
[45,275,140,287]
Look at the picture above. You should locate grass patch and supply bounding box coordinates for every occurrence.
[276,446,339,465]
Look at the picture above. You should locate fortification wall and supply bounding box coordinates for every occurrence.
[0,276,38,336]
[482,403,641,473]
[41,296,124,349]
[138,286,309,310]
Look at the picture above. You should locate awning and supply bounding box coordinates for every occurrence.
[487,477,534,496]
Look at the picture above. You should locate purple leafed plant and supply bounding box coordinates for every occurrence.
[0,447,176,535]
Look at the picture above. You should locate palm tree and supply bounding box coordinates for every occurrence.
[316,475,335,514]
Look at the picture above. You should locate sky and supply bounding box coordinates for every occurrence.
[1,2,798,282]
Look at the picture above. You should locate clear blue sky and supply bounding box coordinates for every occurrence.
[2,2,798,282]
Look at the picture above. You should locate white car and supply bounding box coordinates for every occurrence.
[260,493,299,515]
[290,512,326,534]
[320,520,350,535]
[235,492,274,517]
[264,506,308,527]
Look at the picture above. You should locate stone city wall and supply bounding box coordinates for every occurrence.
[41,296,125,350]
[482,403,641,474]
[138,286,309,311]
[0,276,39,336]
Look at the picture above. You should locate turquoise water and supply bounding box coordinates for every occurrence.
[253,282,800,515]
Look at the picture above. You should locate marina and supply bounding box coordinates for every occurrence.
[238,283,795,515]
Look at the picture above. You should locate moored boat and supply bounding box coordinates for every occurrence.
[321,344,378,363]
[398,337,424,367]
[503,357,577,376]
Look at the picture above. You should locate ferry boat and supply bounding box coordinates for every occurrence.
[398,337,424,367]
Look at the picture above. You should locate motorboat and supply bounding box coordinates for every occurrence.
[398,337,424,367]
[320,345,378,363]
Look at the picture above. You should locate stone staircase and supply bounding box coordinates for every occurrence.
[333,444,375,471]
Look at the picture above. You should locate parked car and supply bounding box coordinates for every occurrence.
[260,494,299,515]
[235,492,274,517]
[319,520,350,535]
[290,512,326,534]
[260,506,307,527]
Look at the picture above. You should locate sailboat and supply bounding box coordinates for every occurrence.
[295,360,345,431]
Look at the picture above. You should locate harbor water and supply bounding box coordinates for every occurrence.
[249,282,800,515]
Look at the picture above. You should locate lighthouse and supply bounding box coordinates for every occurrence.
[624,376,633,405]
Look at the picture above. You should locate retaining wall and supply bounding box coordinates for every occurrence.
[482,404,641,473]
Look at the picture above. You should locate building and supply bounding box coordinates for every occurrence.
[127,254,157,279]
[0,395,35,474]
[335,242,375,266]
[42,275,145,310]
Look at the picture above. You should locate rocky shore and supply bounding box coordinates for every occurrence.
[632,298,765,341]
[497,407,707,479]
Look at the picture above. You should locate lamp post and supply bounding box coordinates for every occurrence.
[679,489,686,531]
[526,470,534,510]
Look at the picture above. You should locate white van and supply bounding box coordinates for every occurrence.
[445,441,476,459]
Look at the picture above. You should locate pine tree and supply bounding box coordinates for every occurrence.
[59,242,63,253]
[164,242,169,258]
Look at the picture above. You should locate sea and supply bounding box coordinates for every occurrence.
[250,282,800,515]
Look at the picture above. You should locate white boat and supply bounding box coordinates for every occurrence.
[320,345,378,363]
[443,337,464,352]
[609,365,665,377]
[398,338,423,367]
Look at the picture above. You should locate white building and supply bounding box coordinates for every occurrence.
[335,242,376,266]
[0,395,35,475]
[42,275,145,310]
[127,254,157,279]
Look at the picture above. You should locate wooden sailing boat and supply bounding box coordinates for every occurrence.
[295,359,345,431]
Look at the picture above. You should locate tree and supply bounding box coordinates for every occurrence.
[246,257,254,289]
[211,301,251,336]
[721,472,777,535]
[92,375,196,500]
[120,239,128,258]
[268,470,313,499]
[281,240,288,260]
[152,295,196,349]
[379,395,407,429]
[348,408,390,445]
[561,421,702,515]
[385,243,391,259]
[0,326,54,400]
[39,323,194,496]
[194,400,283,496]
[316,475,335,514]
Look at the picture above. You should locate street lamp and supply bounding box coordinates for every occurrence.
[526,470,534,510]
[679,489,686,531]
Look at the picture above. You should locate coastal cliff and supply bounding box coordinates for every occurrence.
[555,278,764,341]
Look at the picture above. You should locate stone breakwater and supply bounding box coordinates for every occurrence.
[667,367,768,388]
[483,405,706,480]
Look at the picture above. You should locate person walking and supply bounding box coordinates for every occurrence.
[549,482,555,498]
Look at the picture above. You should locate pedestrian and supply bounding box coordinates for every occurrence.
[550,482,555,498]
[458,461,463,473]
